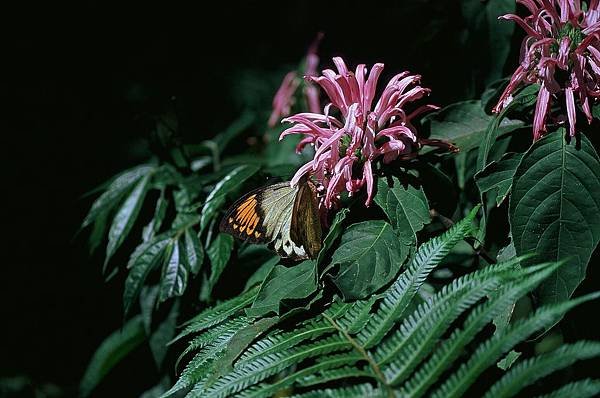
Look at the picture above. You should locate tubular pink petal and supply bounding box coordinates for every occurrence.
[500,14,543,38]
[565,87,577,136]
[363,63,385,113]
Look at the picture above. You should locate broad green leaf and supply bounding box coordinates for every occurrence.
[317,208,349,267]
[79,315,146,397]
[159,240,189,303]
[105,174,152,267]
[244,256,280,291]
[331,221,408,300]
[200,165,260,231]
[475,153,523,207]
[510,132,600,304]
[142,190,168,243]
[207,233,234,291]
[374,177,430,245]
[149,300,180,370]
[183,228,204,275]
[123,237,170,316]
[246,260,318,317]
[82,164,154,229]
[423,101,523,154]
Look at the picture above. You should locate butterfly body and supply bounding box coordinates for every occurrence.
[219,180,322,260]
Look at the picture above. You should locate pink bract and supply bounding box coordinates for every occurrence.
[280,57,438,208]
[494,0,600,140]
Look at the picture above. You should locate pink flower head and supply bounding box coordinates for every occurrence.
[268,33,323,127]
[494,0,600,140]
[280,57,438,208]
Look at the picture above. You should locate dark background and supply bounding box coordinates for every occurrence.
[3,1,598,397]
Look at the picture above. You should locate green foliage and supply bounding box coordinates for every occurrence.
[165,211,600,398]
[246,260,317,318]
[374,176,430,245]
[510,131,600,304]
[330,220,408,300]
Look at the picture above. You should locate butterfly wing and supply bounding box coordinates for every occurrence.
[219,181,316,260]
[290,180,322,259]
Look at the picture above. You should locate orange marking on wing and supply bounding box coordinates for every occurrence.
[246,214,259,235]
[233,224,239,230]
[254,232,262,238]
[228,217,233,223]
[238,204,257,226]
[235,195,256,216]
[236,201,255,223]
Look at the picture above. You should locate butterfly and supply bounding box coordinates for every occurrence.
[219,178,322,260]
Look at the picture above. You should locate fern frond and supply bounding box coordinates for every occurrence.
[484,341,600,398]
[172,287,259,343]
[235,319,335,367]
[197,335,351,398]
[359,206,479,348]
[379,270,505,384]
[162,319,249,398]
[398,261,563,398]
[431,291,600,398]
[337,295,379,334]
[237,354,366,398]
[533,379,600,398]
[290,383,385,398]
[175,317,251,372]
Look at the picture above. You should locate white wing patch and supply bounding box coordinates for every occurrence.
[259,183,308,258]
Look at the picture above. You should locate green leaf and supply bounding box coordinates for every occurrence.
[423,101,523,154]
[246,260,318,318]
[149,301,180,370]
[159,240,189,303]
[244,256,280,291]
[317,208,349,268]
[477,84,538,173]
[475,153,523,207]
[79,315,146,397]
[374,177,430,245]
[140,285,160,335]
[183,228,204,275]
[510,132,600,304]
[497,350,521,371]
[82,164,154,229]
[142,190,169,243]
[330,221,408,300]
[207,233,234,292]
[123,237,170,316]
[200,165,260,231]
[105,174,152,267]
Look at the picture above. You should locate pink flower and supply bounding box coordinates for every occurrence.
[280,57,438,208]
[494,0,600,140]
[268,34,323,127]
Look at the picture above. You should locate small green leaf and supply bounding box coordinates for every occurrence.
[317,208,349,267]
[475,153,523,207]
[79,315,146,397]
[331,221,408,300]
[510,131,600,305]
[206,233,234,292]
[374,176,430,245]
[497,350,522,371]
[183,228,204,275]
[159,240,189,303]
[142,190,168,243]
[105,174,152,267]
[123,237,170,316]
[423,100,523,154]
[200,165,260,231]
[246,260,318,317]
[82,164,154,229]
[149,300,180,370]
[140,285,159,335]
